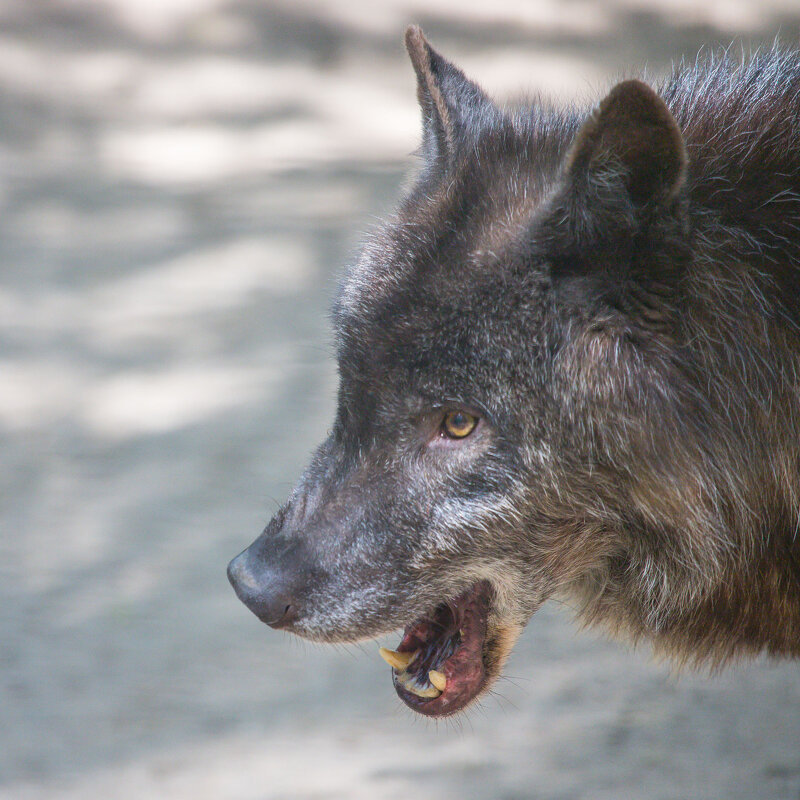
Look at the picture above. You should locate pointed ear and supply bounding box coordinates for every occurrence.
[404,25,496,167]
[565,79,687,208]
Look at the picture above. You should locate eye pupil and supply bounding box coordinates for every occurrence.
[442,410,478,439]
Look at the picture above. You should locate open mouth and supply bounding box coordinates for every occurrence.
[379,580,493,717]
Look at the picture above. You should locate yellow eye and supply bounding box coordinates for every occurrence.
[441,410,479,439]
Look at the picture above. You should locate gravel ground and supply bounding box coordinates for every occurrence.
[2,1,799,797]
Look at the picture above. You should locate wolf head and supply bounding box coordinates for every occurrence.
[229,27,700,717]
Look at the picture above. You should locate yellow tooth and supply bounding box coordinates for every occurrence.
[378,647,417,671]
[410,683,441,699]
[396,672,441,698]
[428,670,447,691]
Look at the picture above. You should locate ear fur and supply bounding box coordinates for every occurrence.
[546,81,690,336]
[565,79,687,208]
[404,25,497,167]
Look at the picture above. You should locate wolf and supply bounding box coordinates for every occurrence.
[228,26,800,717]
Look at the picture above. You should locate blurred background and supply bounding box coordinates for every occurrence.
[2,1,800,798]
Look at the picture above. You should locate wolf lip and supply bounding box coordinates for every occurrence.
[387,580,492,717]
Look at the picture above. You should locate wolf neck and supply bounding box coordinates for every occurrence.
[573,529,800,666]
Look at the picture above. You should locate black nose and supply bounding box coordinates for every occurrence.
[227,550,299,629]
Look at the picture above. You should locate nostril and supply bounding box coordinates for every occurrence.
[256,597,298,630]
[267,604,295,629]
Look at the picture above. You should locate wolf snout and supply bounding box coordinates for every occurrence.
[227,548,300,629]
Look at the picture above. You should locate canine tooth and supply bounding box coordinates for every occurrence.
[428,670,447,691]
[394,670,441,699]
[378,647,417,671]
[408,681,441,699]
[412,684,442,699]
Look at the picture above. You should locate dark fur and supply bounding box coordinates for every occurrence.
[229,29,800,711]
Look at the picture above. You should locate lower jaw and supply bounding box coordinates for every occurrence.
[387,580,494,717]
[393,667,488,717]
